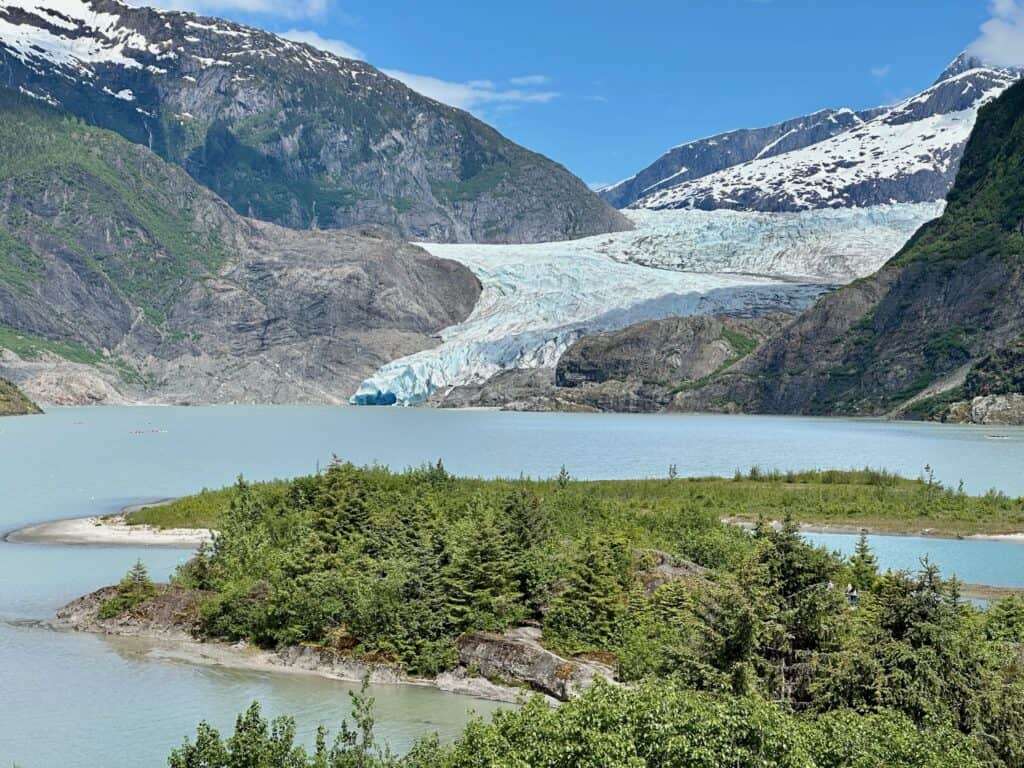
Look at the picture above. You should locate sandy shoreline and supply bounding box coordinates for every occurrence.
[6,509,213,548]
[12,511,1024,550]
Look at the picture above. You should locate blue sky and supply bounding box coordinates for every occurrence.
[149,0,1022,187]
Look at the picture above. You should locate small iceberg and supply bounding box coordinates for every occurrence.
[349,388,398,406]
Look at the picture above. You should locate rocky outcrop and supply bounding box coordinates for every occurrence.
[946,395,1024,426]
[431,368,559,409]
[636,551,709,595]
[0,374,40,415]
[0,93,481,405]
[57,585,205,639]
[458,626,615,701]
[673,81,1024,417]
[556,314,791,388]
[0,0,629,244]
[431,314,792,413]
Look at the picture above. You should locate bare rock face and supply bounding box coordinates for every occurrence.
[457,626,615,701]
[636,551,709,595]
[0,94,482,405]
[948,395,1024,426]
[556,314,792,389]
[431,368,559,409]
[431,314,791,414]
[56,585,205,639]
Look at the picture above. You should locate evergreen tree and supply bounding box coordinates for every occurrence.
[440,507,523,633]
[544,537,633,653]
[849,532,880,591]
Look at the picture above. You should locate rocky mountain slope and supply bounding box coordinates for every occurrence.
[0,90,481,404]
[0,374,39,415]
[674,79,1024,420]
[604,55,1019,213]
[0,0,628,243]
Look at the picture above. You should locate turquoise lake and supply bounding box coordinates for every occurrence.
[3,405,1024,767]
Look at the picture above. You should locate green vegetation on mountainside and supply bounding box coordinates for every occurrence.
[0,91,233,323]
[680,81,1024,418]
[0,375,40,416]
[892,80,1024,267]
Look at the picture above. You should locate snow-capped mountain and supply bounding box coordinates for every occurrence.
[599,108,880,210]
[0,0,628,243]
[604,55,1020,213]
[350,204,942,406]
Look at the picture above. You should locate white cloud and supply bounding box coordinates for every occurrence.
[281,29,364,60]
[381,70,559,110]
[509,74,549,86]
[968,0,1024,68]
[137,0,328,19]
[870,64,891,79]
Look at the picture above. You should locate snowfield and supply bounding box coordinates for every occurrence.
[629,64,1018,212]
[351,204,942,405]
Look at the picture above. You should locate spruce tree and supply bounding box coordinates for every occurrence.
[849,532,880,591]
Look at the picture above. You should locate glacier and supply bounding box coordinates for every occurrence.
[603,203,945,281]
[351,204,943,406]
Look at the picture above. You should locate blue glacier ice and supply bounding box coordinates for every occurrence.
[351,204,943,406]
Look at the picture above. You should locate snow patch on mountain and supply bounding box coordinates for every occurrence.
[351,204,940,405]
[0,0,149,74]
[618,57,1020,213]
[0,0,380,100]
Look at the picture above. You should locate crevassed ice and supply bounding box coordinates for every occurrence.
[605,203,945,280]
[351,204,943,406]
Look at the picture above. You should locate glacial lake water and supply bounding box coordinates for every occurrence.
[3,405,1024,767]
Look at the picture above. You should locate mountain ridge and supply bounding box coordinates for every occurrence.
[603,54,1020,213]
[0,0,629,243]
[0,89,483,405]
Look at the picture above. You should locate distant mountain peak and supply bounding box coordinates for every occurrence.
[604,53,1021,214]
[936,52,990,83]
